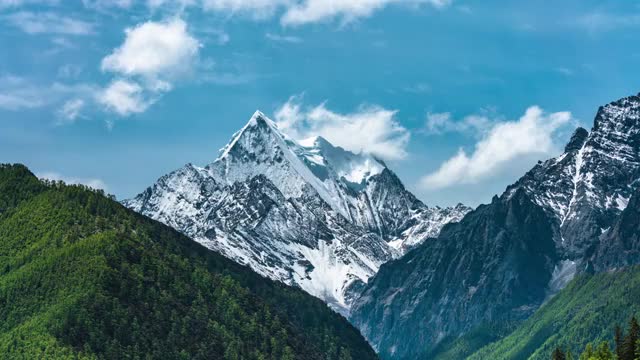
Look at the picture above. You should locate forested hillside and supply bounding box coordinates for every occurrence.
[0,164,377,360]
[468,266,640,360]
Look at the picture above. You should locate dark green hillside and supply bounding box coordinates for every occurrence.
[0,164,377,360]
[468,266,640,360]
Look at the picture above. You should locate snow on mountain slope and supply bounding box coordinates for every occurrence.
[124,111,469,312]
[506,94,640,258]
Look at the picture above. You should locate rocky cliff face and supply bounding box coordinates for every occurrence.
[351,190,558,359]
[508,94,640,257]
[590,185,640,272]
[124,111,469,313]
[350,93,640,358]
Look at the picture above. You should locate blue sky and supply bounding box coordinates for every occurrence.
[1,0,639,207]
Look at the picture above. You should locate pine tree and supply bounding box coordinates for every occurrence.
[553,347,566,360]
[339,348,353,360]
[595,341,614,360]
[623,317,640,360]
[580,343,595,360]
[566,350,574,360]
[616,325,625,360]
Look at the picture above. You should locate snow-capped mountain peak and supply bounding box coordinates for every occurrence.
[297,135,385,186]
[216,110,275,160]
[124,111,470,312]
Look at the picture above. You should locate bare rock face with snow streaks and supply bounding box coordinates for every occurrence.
[349,93,640,359]
[507,93,640,257]
[124,111,469,313]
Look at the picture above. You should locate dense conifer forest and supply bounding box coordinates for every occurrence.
[0,164,377,360]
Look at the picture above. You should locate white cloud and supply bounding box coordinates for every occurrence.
[37,172,108,191]
[265,32,302,43]
[0,75,95,112]
[100,18,200,117]
[56,98,85,125]
[0,0,58,9]
[97,79,152,116]
[0,76,44,110]
[4,12,94,35]
[0,93,44,110]
[101,18,201,80]
[57,64,83,79]
[152,0,450,25]
[275,95,410,160]
[420,106,572,189]
[82,0,133,9]
[201,0,288,18]
[197,27,230,45]
[281,0,451,26]
[423,112,492,135]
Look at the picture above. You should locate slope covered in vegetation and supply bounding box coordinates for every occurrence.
[0,164,377,360]
[468,266,640,360]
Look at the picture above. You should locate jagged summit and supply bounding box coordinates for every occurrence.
[564,127,588,152]
[124,111,469,312]
[505,92,640,257]
[217,110,281,160]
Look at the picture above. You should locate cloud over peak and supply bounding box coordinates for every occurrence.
[275,95,410,161]
[420,106,572,190]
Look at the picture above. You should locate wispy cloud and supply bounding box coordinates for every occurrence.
[4,11,95,35]
[150,0,451,26]
[56,98,85,125]
[573,11,640,33]
[265,32,303,43]
[0,75,100,127]
[420,106,572,189]
[280,0,452,25]
[197,27,230,45]
[403,82,431,94]
[275,94,410,160]
[422,111,493,136]
[37,171,108,191]
[0,0,59,9]
[57,64,83,79]
[0,93,44,110]
[553,67,574,76]
[81,0,132,9]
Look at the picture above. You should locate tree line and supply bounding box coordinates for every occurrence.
[552,316,640,360]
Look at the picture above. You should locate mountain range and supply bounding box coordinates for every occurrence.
[123,93,640,359]
[124,111,470,313]
[10,90,634,359]
[349,92,640,359]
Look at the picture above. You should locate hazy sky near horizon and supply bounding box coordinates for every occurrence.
[1,0,639,207]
